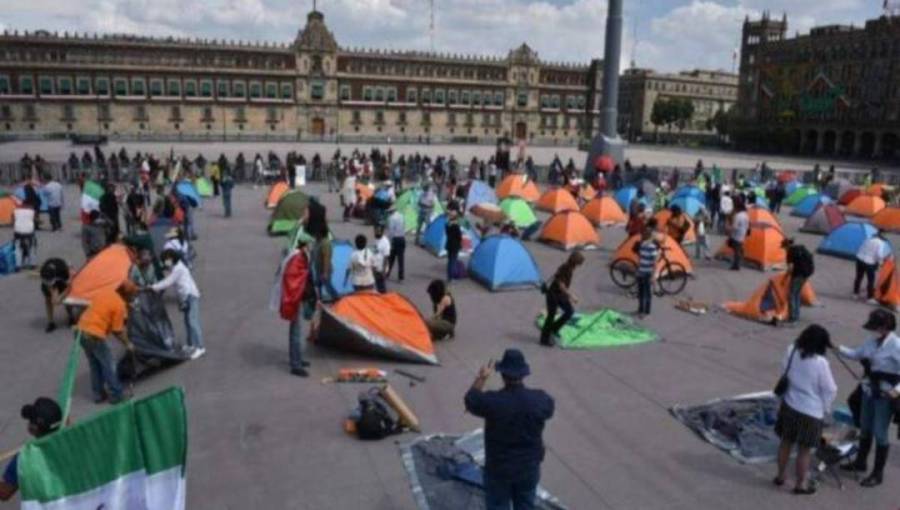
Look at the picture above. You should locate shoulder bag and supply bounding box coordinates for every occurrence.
[774,348,796,397]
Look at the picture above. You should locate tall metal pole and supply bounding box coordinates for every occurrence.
[600,0,623,138]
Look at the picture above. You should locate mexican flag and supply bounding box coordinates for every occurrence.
[80,180,104,224]
[17,387,187,510]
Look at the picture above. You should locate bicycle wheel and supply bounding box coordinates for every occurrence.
[609,258,638,289]
[658,261,688,295]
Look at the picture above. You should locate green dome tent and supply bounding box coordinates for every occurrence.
[396,189,444,233]
[268,190,310,236]
[785,186,817,206]
[499,197,538,228]
[195,177,214,197]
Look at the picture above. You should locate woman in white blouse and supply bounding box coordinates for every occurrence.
[774,324,837,495]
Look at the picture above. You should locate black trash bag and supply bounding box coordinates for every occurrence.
[118,291,189,381]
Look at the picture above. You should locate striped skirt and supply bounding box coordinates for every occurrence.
[775,402,823,449]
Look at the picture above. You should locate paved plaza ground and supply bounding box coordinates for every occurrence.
[1,170,899,508]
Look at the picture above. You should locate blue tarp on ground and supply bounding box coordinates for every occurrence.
[465,181,498,210]
[174,181,201,208]
[468,235,541,291]
[669,195,705,217]
[422,214,480,258]
[0,241,16,275]
[817,222,888,260]
[14,185,48,212]
[791,194,832,218]
[315,240,355,302]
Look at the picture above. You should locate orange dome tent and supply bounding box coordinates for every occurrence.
[873,207,900,233]
[581,196,626,226]
[723,272,818,324]
[265,181,289,209]
[866,183,892,197]
[496,174,540,202]
[612,234,694,274]
[654,209,696,245]
[845,195,886,218]
[748,206,782,231]
[64,244,135,306]
[539,211,600,250]
[876,258,900,311]
[579,184,598,202]
[316,292,437,364]
[536,188,579,214]
[715,224,787,270]
[0,193,17,226]
[838,188,863,206]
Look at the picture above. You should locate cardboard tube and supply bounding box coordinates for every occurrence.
[379,384,420,432]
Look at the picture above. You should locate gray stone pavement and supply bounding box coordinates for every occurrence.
[0,182,898,509]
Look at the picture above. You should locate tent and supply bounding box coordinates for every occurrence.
[654,209,696,245]
[496,174,540,202]
[715,224,786,270]
[535,188,579,214]
[534,308,658,349]
[195,177,214,197]
[465,180,497,211]
[785,185,817,206]
[800,203,845,235]
[80,180,105,223]
[669,194,705,217]
[174,181,201,208]
[312,240,355,302]
[673,185,705,201]
[538,211,600,250]
[581,196,627,226]
[396,189,445,233]
[824,179,854,200]
[14,184,48,212]
[64,244,134,305]
[873,207,900,233]
[845,195,886,218]
[316,292,437,364]
[0,241,16,275]
[785,181,802,196]
[468,235,541,291]
[777,171,797,183]
[422,214,480,257]
[268,190,310,235]
[723,272,817,324]
[876,258,900,311]
[748,206,782,231]
[266,181,289,209]
[0,192,16,226]
[118,291,190,380]
[838,188,863,206]
[499,197,538,228]
[818,222,884,260]
[613,186,646,212]
[612,234,694,274]
[790,194,832,218]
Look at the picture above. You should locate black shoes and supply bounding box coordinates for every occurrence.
[45,322,57,333]
[291,368,309,377]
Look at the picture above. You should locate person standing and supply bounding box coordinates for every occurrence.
[464,350,555,510]
[425,279,456,340]
[81,210,109,259]
[784,239,815,323]
[221,163,234,218]
[386,206,406,281]
[99,182,120,243]
[0,398,63,502]
[372,225,391,293]
[416,183,436,245]
[151,249,204,359]
[855,231,890,304]
[728,197,749,271]
[540,252,584,347]
[40,257,75,333]
[636,228,660,318]
[839,309,900,487]
[43,174,63,232]
[346,234,375,292]
[445,208,463,282]
[341,172,357,222]
[13,202,36,269]
[75,281,137,404]
[312,230,337,301]
[665,205,690,245]
[693,208,712,260]
[773,325,837,495]
[277,238,313,377]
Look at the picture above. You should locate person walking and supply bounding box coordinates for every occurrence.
[773,325,837,495]
[277,238,314,377]
[346,234,376,292]
[151,249,204,359]
[784,239,815,323]
[43,174,63,232]
[415,183,436,245]
[855,230,890,304]
[464,349,555,510]
[425,279,456,341]
[540,251,584,347]
[693,208,712,260]
[75,281,137,404]
[445,208,463,282]
[839,309,900,487]
[0,397,63,502]
[636,227,660,318]
[728,196,749,271]
[372,225,391,293]
[386,206,406,281]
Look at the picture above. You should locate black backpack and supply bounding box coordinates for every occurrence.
[355,391,399,440]
[791,246,815,279]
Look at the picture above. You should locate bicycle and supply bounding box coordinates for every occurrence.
[609,245,689,296]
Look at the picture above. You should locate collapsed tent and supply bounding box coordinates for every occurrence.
[195,177,214,197]
[266,181,289,209]
[468,235,541,291]
[715,224,786,270]
[838,188,863,206]
[723,272,817,324]
[873,207,900,233]
[785,185,817,206]
[397,189,446,233]
[118,290,190,380]
[79,180,105,223]
[496,174,540,202]
[65,244,134,305]
[581,196,627,226]
[876,257,900,311]
[747,206,782,231]
[539,211,600,250]
[0,191,16,226]
[316,292,437,364]
[800,203,845,235]
[465,180,497,211]
[422,214,480,257]
[612,234,694,274]
[174,180,201,208]
[654,209,696,245]
[845,195,886,218]
[400,430,566,510]
[312,240,355,302]
[268,190,310,235]
[790,194,832,218]
[499,197,538,228]
[535,309,658,349]
[536,188,579,214]
[817,222,884,260]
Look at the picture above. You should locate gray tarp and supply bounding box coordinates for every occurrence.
[400,430,567,510]
[119,291,189,380]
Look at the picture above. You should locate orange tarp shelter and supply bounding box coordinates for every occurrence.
[873,207,900,233]
[612,234,694,274]
[0,194,17,226]
[715,224,787,270]
[316,292,437,364]
[496,174,541,202]
[654,209,696,245]
[539,211,600,250]
[581,196,626,226]
[265,181,289,209]
[724,272,818,324]
[64,244,135,306]
[846,195,886,218]
[748,207,782,231]
[536,188,579,214]
[876,258,900,311]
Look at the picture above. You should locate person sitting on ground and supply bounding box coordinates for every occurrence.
[665,204,690,245]
[540,251,584,347]
[855,230,890,304]
[425,279,456,340]
[150,249,204,359]
[40,257,75,333]
[346,234,376,292]
[773,325,836,495]
[0,398,64,501]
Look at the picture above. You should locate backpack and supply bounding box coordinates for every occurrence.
[791,246,815,279]
[355,391,399,440]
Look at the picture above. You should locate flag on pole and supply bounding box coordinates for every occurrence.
[79,180,104,224]
[17,387,187,510]
[56,332,82,426]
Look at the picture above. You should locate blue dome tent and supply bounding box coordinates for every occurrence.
[817,222,888,260]
[465,180,498,211]
[791,194,832,218]
[468,235,541,291]
[314,240,355,302]
[422,214,480,257]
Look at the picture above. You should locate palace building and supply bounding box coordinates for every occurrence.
[736,12,900,158]
[0,9,604,145]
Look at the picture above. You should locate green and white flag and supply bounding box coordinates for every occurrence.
[79,180,104,217]
[17,387,187,510]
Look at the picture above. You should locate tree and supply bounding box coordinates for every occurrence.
[673,98,695,135]
[651,98,676,142]
[707,107,735,143]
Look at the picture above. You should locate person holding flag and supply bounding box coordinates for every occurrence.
[0,397,63,501]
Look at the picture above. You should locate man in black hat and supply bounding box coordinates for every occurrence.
[464,349,555,510]
[0,398,63,501]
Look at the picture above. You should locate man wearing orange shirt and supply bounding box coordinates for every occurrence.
[75,281,137,404]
